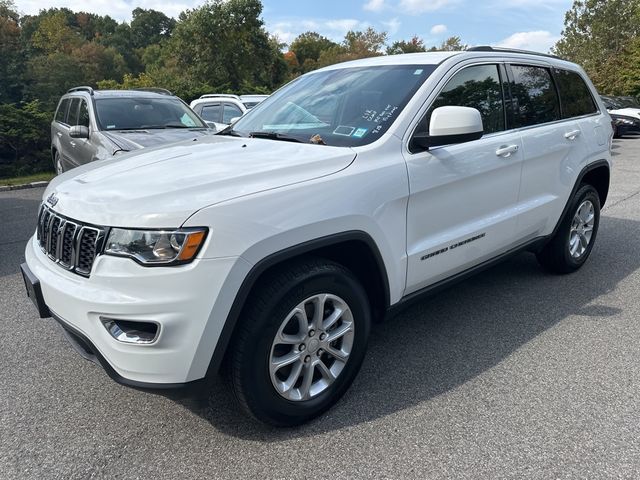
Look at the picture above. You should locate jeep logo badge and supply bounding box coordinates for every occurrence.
[46,193,58,207]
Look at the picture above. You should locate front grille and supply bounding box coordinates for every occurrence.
[36,205,106,277]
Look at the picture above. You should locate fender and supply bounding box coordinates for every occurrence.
[205,230,391,376]
[548,159,610,240]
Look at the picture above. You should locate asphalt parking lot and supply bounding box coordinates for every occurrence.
[2,138,640,479]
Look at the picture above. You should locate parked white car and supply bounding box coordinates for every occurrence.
[239,94,269,109]
[22,47,612,426]
[189,94,247,130]
[601,95,640,120]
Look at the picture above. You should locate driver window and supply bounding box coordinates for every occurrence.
[78,100,90,128]
[418,64,506,136]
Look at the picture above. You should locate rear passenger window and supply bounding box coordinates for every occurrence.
[510,65,560,127]
[554,69,597,118]
[78,100,90,128]
[427,64,505,134]
[67,98,81,126]
[55,99,70,123]
[223,104,244,124]
[200,104,221,122]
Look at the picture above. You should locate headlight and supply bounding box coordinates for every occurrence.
[104,228,208,265]
[615,118,635,125]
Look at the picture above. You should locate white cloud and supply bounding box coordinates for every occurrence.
[430,24,447,35]
[363,0,385,12]
[267,18,370,46]
[495,30,560,53]
[398,0,457,14]
[382,17,401,36]
[14,0,199,22]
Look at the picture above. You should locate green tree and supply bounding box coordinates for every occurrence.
[30,10,82,54]
[130,8,176,49]
[553,0,640,94]
[387,35,426,54]
[0,101,52,176]
[429,36,466,51]
[0,1,24,102]
[289,31,338,70]
[166,0,285,91]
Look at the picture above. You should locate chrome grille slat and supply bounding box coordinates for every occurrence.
[37,205,105,277]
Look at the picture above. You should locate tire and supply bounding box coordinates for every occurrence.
[54,151,64,175]
[228,258,371,426]
[536,184,600,274]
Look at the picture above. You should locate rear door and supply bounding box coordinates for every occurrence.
[403,63,524,294]
[508,64,591,239]
[222,102,244,125]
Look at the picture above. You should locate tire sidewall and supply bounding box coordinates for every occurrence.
[560,185,600,269]
[237,266,370,425]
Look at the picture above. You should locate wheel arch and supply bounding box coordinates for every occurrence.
[547,159,610,242]
[205,231,391,376]
[580,162,610,207]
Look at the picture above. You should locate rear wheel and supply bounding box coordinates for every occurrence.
[228,258,371,426]
[536,184,600,274]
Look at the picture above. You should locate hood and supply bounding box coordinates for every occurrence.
[608,107,640,120]
[102,128,213,152]
[45,135,356,227]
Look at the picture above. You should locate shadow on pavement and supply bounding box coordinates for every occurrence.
[168,214,640,439]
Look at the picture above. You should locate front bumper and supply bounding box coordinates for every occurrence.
[24,235,243,385]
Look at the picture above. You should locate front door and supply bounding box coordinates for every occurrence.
[403,63,524,294]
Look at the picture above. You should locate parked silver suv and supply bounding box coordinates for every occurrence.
[51,87,213,174]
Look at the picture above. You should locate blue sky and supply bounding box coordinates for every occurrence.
[15,0,573,53]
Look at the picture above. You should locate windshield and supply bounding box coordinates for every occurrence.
[95,97,206,130]
[618,97,640,108]
[230,64,437,147]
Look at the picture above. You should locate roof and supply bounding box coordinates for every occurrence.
[315,49,579,72]
[65,88,177,99]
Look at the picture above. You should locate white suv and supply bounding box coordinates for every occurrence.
[22,48,612,426]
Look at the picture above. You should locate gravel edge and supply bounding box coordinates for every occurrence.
[0,181,49,192]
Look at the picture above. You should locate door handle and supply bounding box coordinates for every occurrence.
[564,129,581,140]
[56,132,62,137]
[495,144,519,157]
[70,141,76,147]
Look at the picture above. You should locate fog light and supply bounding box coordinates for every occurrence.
[100,317,160,345]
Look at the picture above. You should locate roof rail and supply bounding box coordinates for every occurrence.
[67,86,94,95]
[132,87,173,96]
[199,94,240,100]
[466,46,562,60]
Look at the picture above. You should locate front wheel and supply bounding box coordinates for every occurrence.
[228,258,371,426]
[536,184,601,274]
[54,152,64,175]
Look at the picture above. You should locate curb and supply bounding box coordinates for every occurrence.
[0,181,49,192]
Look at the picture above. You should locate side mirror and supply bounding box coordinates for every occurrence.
[229,116,241,124]
[69,125,89,139]
[412,106,483,151]
[205,121,217,131]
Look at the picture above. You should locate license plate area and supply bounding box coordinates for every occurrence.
[20,263,51,318]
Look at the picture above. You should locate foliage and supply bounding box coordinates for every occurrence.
[387,36,426,54]
[554,0,640,95]
[0,0,478,178]
[0,101,53,177]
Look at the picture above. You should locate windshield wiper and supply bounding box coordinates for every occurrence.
[249,131,305,143]
[217,126,243,137]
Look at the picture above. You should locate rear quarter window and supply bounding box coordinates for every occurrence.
[510,65,560,128]
[55,99,70,123]
[554,69,598,118]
